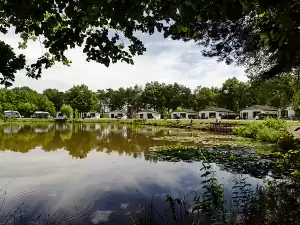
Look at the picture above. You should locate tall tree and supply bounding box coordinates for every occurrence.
[168,83,193,111]
[66,85,98,113]
[124,85,144,112]
[104,88,127,110]
[218,78,248,112]
[193,86,219,111]
[248,75,297,108]
[141,82,167,113]
[43,89,66,111]
[96,89,109,114]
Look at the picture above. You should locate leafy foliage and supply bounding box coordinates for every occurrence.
[18,102,37,117]
[0,41,26,86]
[234,119,287,143]
[66,85,98,113]
[96,76,300,114]
[1,75,300,117]
[255,127,285,143]
[0,87,55,116]
[1,0,300,85]
[60,104,73,117]
[43,89,66,111]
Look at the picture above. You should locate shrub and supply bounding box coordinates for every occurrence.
[176,107,183,112]
[103,113,109,118]
[278,134,298,151]
[234,123,263,138]
[234,119,287,143]
[255,126,285,143]
[262,118,287,130]
[60,104,73,117]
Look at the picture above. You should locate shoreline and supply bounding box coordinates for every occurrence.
[1,118,299,133]
[0,118,246,131]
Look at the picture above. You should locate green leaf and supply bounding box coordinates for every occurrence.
[119,43,125,49]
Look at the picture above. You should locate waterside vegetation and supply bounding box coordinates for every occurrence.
[233,119,288,143]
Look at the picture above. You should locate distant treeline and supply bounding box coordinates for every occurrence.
[0,75,299,117]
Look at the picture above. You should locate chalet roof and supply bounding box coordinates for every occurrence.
[200,107,233,113]
[137,109,160,114]
[34,111,50,114]
[172,109,198,114]
[241,105,277,111]
[109,110,126,114]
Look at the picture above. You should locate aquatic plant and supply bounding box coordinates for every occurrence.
[133,151,300,225]
[148,145,274,178]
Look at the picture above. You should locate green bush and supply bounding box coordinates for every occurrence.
[234,119,287,143]
[60,104,73,117]
[278,134,298,151]
[234,123,262,138]
[262,118,287,130]
[255,126,285,143]
[103,113,109,118]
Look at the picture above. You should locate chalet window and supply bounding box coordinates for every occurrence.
[209,112,216,118]
[242,112,248,119]
[180,113,186,118]
[253,111,261,118]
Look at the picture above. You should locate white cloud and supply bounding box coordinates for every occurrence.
[1,30,247,92]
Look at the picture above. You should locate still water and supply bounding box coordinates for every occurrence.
[0,124,261,224]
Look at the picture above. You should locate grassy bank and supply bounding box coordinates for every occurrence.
[2,118,300,133]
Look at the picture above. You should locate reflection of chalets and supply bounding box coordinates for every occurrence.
[80,124,101,131]
[56,124,73,131]
[3,125,23,134]
[34,124,54,133]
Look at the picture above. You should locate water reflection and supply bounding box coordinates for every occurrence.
[0,124,296,224]
[0,149,261,225]
[0,124,199,159]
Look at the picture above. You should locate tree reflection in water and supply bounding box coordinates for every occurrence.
[0,124,300,224]
[0,124,174,159]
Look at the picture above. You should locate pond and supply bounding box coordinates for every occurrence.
[0,124,297,224]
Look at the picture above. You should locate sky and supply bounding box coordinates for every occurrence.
[1,29,247,93]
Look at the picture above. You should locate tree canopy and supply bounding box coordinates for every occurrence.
[43,89,66,110]
[66,85,98,113]
[1,75,300,118]
[0,87,55,117]
[1,1,300,86]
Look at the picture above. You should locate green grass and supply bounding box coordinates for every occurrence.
[4,118,56,123]
[2,117,300,130]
